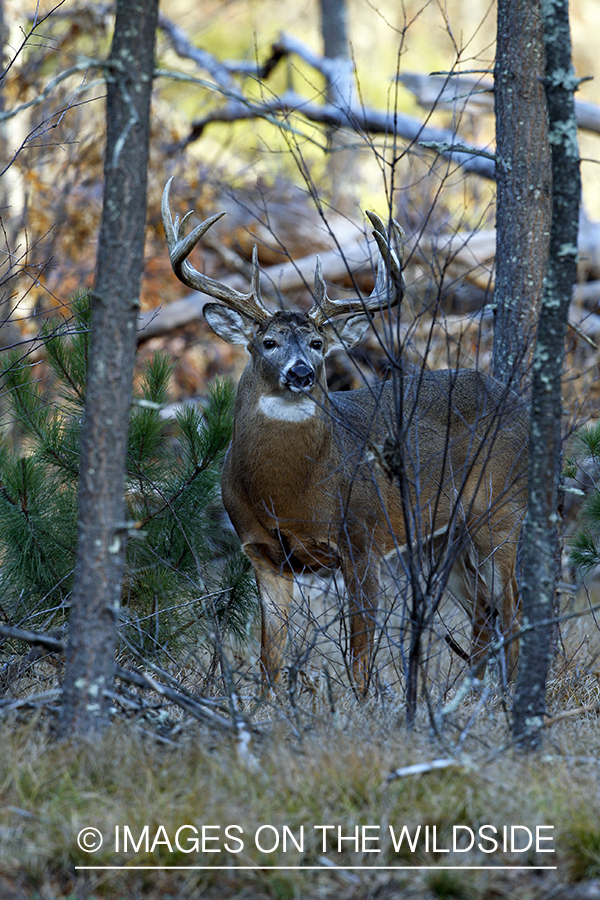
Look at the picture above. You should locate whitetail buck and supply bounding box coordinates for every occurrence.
[162,178,528,690]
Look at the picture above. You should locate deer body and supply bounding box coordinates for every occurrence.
[221,351,527,684]
[162,179,528,689]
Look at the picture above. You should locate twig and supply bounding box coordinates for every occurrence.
[543,700,600,728]
[158,12,238,91]
[0,689,61,710]
[114,666,238,733]
[0,62,104,125]
[0,624,65,653]
[387,757,458,782]
[0,624,245,733]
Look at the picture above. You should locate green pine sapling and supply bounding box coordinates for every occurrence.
[0,294,257,660]
[567,421,600,577]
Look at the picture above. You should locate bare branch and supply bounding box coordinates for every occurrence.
[0,624,246,734]
[180,89,497,179]
[158,12,238,91]
[0,62,103,126]
[156,21,496,177]
[400,70,600,136]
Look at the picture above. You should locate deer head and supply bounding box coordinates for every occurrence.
[161,177,405,407]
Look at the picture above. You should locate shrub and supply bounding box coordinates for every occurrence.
[566,421,600,577]
[0,295,257,657]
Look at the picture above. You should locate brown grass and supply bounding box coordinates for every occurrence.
[1,640,600,899]
[1,524,599,900]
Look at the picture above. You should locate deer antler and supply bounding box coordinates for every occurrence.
[308,211,405,326]
[161,177,272,325]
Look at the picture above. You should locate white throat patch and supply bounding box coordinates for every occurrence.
[258,395,316,422]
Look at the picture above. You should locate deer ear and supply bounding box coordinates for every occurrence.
[325,313,370,352]
[203,303,254,345]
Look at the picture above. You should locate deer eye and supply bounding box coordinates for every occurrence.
[310,339,323,350]
[263,339,277,349]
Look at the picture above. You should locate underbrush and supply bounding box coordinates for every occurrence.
[0,707,598,899]
[1,579,599,898]
[0,653,600,898]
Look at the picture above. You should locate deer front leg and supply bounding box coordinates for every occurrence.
[243,544,295,688]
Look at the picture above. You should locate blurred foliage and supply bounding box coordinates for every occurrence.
[568,422,600,577]
[0,0,503,330]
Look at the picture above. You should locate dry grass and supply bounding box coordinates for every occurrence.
[2,580,600,900]
[2,613,600,900]
[0,721,594,897]
[1,549,600,900]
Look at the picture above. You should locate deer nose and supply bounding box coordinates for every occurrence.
[286,361,314,389]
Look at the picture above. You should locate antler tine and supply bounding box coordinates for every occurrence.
[367,211,406,307]
[308,211,405,327]
[161,177,272,324]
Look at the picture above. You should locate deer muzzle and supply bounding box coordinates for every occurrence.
[285,361,315,391]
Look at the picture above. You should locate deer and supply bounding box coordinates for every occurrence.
[161,177,529,692]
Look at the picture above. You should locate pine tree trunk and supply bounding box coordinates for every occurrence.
[492,0,552,388]
[513,0,580,750]
[59,0,159,737]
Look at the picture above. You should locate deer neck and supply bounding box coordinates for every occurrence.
[256,393,317,423]
[229,370,331,486]
[236,372,329,433]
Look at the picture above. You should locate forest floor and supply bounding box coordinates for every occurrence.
[0,697,600,900]
[1,582,600,900]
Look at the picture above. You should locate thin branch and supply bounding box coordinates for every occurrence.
[179,88,496,178]
[114,666,238,732]
[387,757,458,781]
[0,1,68,82]
[0,690,62,711]
[0,624,245,734]
[0,62,103,125]
[543,701,600,728]
[158,12,238,91]
[0,624,65,653]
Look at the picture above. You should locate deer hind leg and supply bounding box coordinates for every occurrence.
[446,536,520,680]
[475,538,521,680]
[499,564,520,678]
[243,544,295,689]
[340,553,380,695]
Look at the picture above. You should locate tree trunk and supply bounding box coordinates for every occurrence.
[492,0,552,388]
[513,0,580,750]
[318,0,358,214]
[59,0,159,737]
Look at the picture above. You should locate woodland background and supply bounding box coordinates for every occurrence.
[1,0,600,898]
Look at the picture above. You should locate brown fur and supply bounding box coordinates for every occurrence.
[218,324,528,690]
[161,185,527,691]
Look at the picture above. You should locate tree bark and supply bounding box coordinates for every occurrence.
[319,0,349,62]
[513,0,580,750]
[318,0,358,214]
[492,0,552,388]
[59,0,159,737]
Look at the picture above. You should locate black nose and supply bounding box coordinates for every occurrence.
[287,361,314,389]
